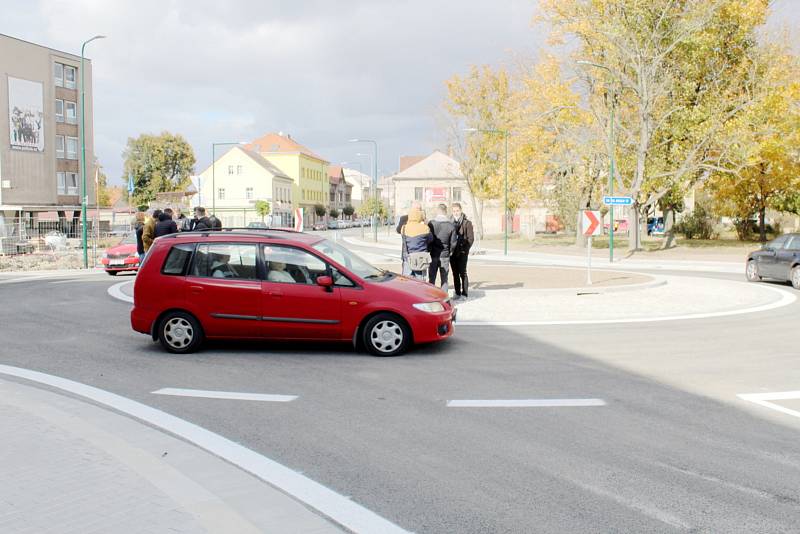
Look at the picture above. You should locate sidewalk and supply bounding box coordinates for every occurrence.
[342,235,744,274]
[0,377,342,534]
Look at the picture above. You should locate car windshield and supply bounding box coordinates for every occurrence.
[312,239,385,280]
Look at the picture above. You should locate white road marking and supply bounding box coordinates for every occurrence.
[457,284,796,326]
[447,398,606,408]
[738,391,800,419]
[153,388,297,403]
[108,280,134,303]
[0,364,409,534]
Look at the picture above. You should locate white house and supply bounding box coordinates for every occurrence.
[195,146,294,228]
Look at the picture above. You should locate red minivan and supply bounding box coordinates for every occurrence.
[131,229,456,356]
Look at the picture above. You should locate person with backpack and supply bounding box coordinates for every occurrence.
[450,202,474,299]
[397,201,422,275]
[427,203,458,294]
[400,207,432,281]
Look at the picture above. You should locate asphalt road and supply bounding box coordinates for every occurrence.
[2,254,800,532]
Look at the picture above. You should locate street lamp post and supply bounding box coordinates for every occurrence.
[350,139,378,242]
[80,34,106,269]
[211,141,247,215]
[577,60,618,263]
[464,128,509,256]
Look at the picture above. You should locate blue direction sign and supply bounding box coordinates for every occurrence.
[603,195,633,206]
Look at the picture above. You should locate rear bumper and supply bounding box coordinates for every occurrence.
[130,305,157,335]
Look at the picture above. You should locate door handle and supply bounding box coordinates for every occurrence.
[189,285,203,294]
[268,289,283,298]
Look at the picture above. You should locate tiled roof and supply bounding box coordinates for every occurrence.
[328,165,344,184]
[398,155,426,172]
[391,150,463,180]
[245,132,328,163]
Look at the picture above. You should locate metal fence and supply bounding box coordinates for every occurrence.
[0,217,132,256]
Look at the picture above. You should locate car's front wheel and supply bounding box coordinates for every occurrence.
[106,270,118,276]
[746,260,761,282]
[791,266,800,290]
[158,311,203,354]
[362,313,411,357]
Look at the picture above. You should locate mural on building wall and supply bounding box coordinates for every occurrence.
[8,77,44,152]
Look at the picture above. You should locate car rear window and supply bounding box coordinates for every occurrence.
[162,243,195,275]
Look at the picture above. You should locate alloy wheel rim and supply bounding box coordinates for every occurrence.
[747,262,757,280]
[371,320,403,353]
[164,317,193,349]
[793,269,800,287]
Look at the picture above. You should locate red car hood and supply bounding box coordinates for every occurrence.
[105,243,138,255]
[379,274,448,301]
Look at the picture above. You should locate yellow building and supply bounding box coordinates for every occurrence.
[245,132,328,227]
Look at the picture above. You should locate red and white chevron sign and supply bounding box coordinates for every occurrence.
[582,210,602,237]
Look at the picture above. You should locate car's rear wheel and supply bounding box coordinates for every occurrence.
[746,260,761,282]
[158,311,203,354]
[362,313,411,357]
[791,266,800,290]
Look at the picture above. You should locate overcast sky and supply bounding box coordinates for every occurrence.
[1,0,797,185]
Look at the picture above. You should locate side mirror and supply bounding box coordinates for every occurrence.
[316,275,334,290]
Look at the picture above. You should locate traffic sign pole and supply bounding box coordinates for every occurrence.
[587,236,592,285]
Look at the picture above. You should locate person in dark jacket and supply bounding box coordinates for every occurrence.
[450,203,475,299]
[208,215,223,231]
[427,203,458,294]
[134,211,146,262]
[154,208,178,238]
[190,206,212,231]
[397,201,422,275]
[400,207,432,281]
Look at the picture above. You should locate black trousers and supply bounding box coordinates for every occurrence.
[450,254,469,296]
[428,255,450,293]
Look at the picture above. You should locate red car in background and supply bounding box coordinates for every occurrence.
[101,233,140,275]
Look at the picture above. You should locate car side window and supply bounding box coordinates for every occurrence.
[769,235,789,250]
[162,244,195,275]
[191,243,258,280]
[787,236,800,250]
[331,266,356,287]
[262,245,327,285]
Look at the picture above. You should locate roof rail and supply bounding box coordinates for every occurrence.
[220,227,299,233]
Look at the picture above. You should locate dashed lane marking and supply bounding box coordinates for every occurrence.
[153,388,297,403]
[738,391,800,419]
[447,398,606,408]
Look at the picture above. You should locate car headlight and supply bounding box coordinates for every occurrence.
[413,302,445,313]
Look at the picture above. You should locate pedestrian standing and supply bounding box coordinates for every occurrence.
[175,208,191,232]
[134,211,146,263]
[190,207,212,231]
[208,214,223,231]
[397,201,422,275]
[142,209,161,253]
[400,207,432,282]
[450,203,474,299]
[155,208,179,238]
[427,203,457,294]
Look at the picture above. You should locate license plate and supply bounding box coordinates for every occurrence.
[109,259,125,266]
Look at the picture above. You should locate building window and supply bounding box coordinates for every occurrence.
[245,187,253,200]
[56,136,65,159]
[57,172,66,194]
[67,172,79,195]
[64,65,77,89]
[452,187,462,202]
[414,187,423,201]
[54,63,64,87]
[237,165,243,175]
[218,188,225,200]
[66,137,78,159]
[55,100,64,123]
[228,165,234,175]
[65,101,77,124]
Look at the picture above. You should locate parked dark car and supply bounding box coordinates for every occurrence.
[746,233,800,289]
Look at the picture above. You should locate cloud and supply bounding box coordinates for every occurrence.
[1,0,796,184]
